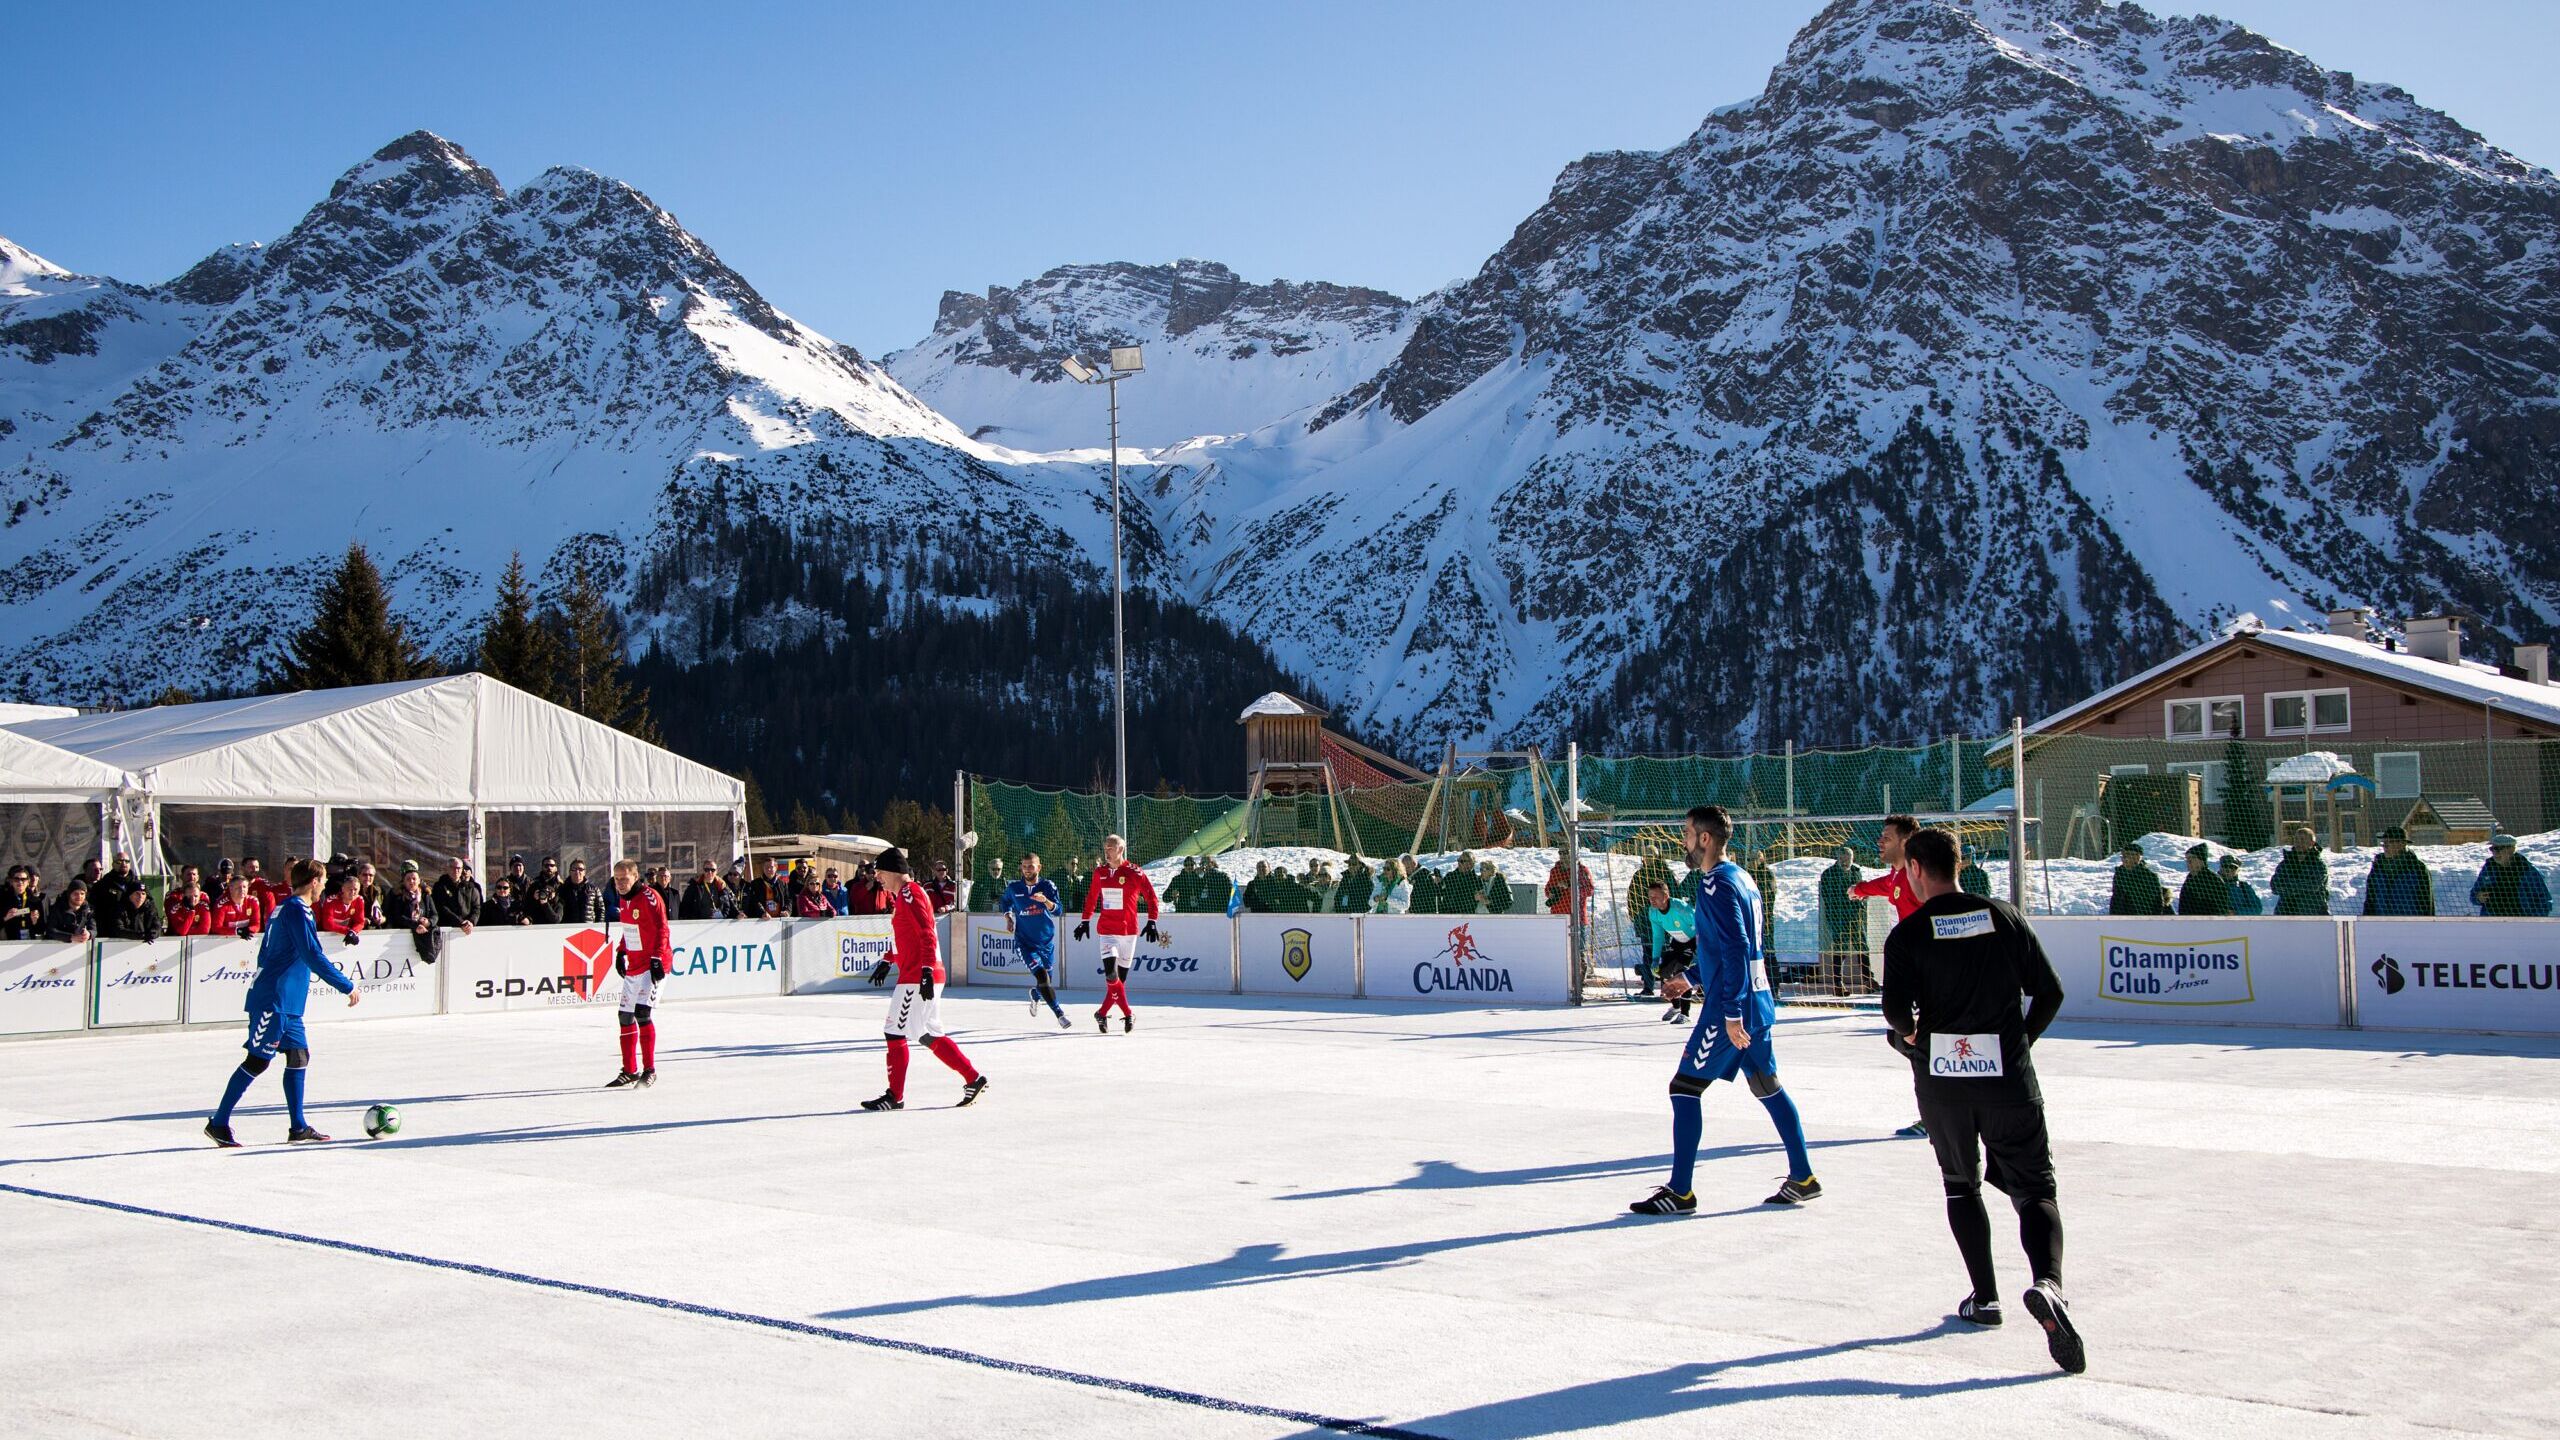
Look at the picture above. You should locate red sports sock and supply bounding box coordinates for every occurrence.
[638,1022,656,1070]
[884,1036,910,1100]
[926,1035,979,1083]
[1109,979,1132,1017]
[619,1024,638,1073]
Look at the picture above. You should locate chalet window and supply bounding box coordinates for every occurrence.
[2108,764,2150,778]
[2375,752,2421,800]
[2167,760,2228,803]
[2267,688,2350,736]
[2166,696,2243,740]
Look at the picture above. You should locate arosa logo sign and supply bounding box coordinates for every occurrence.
[1135,954,1203,975]
[1413,924,1516,995]
[5,971,74,991]
[1280,928,1314,982]
[2098,936,2252,1005]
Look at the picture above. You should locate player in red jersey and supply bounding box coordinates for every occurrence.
[606,858,671,1090]
[1852,814,1931,1138]
[1073,833,1160,1034]
[861,847,987,1111]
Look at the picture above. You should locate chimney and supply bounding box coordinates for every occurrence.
[2325,607,2371,641]
[2404,614,2464,666]
[2517,643,2551,687]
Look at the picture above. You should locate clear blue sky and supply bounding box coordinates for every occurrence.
[6,0,2554,356]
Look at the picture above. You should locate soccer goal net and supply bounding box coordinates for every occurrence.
[1573,810,2017,1005]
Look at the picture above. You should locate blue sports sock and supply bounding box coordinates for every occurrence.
[282,1067,309,1129]
[1667,1092,1704,1195]
[1759,1088,1812,1181]
[213,1065,256,1125]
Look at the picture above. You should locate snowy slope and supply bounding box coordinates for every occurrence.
[884,260,1415,452]
[1134,0,2560,754]
[0,133,1121,700]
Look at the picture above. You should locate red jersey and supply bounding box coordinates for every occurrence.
[248,877,282,923]
[617,882,671,967]
[317,894,367,935]
[885,878,943,984]
[1080,862,1159,936]
[164,891,214,937]
[211,900,263,936]
[1850,863,1919,921]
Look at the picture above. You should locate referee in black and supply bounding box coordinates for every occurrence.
[1881,826,2084,1374]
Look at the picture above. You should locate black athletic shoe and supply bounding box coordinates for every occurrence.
[605,1070,641,1089]
[1958,1294,2004,1327]
[956,1076,991,1107]
[860,1092,903,1112]
[1627,1185,1697,1216]
[2023,1280,2086,1374]
[203,1120,240,1149]
[1765,1176,1824,1205]
[637,1068,657,1088]
[1094,1011,1109,1033]
[1120,1014,1134,1034]
[1054,1011,1072,1030]
[1896,1120,1930,1139]
[286,1125,331,1144]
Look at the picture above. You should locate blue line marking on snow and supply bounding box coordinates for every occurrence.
[0,1178,1445,1440]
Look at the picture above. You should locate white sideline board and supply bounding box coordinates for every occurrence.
[446,925,621,1014]
[1239,915,1357,998]
[1360,915,1572,1005]
[186,936,261,1024]
[93,939,184,1027]
[0,941,87,1034]
[306,931,440,1022]
[2027,917,2344,1028]
[788,916,893,994]
[666,920,787,999]
[2354,920,2560,1035]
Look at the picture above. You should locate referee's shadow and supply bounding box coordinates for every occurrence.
[1274,1324,2060,1437]
[1279,1135,1901,1202]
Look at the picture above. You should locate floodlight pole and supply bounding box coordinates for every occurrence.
[1108,371,1128,838]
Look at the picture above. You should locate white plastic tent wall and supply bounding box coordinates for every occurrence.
[0,727,147,868]
[2,674,744,872]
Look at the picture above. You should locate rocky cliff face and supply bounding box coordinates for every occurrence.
[885,258,1414,451]
[1153,0,2560,753]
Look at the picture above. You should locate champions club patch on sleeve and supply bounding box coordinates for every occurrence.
[1930,909,1995,941]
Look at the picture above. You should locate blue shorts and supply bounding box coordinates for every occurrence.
[1674,990,1777,1087]
[1016,939,1056,973]
[245,1008,308,1060]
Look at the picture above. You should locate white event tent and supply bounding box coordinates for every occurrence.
[0,673,744,883]
[0,728,145,883]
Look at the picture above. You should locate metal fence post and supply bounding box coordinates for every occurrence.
[1783,739,1796,860]
[2339,919,2360,1030]
[2010,717,2028,912]
[1565,742,1584,1004]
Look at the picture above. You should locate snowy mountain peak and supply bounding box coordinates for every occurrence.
[886,258,1415,451]
[324,129,505,209]
[0,237,71,293]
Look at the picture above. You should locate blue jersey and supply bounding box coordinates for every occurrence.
[1002,878,1063,951]
[1691,859,1769,1022]
[243,896,356,1016]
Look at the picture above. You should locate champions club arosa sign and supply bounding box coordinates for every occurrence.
[2097,934,2254,1005]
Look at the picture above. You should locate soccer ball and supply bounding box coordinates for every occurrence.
[363,1104,402,1138]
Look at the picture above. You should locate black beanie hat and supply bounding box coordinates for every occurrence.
[875,846,910,875]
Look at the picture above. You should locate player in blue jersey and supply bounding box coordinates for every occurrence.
[205,858,359,1146]
[1002,853,1070,1029]
[1630,804,1822,1213]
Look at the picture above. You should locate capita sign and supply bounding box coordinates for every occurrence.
[2097,935,2254,1006]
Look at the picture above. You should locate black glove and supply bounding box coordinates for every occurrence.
[1887,1029,1923,1060]
[341,931,359,947]
[918,973,935,1001]
[616,954,631,976]
[867,961,893,987]
[1073,921,1090,942]
[1142,921,1160,943]
[235,926,254,941]
[649,960,665,982]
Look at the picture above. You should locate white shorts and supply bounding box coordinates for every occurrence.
[881,983,945,1041]
[619,971,659,1010]
[1099,934,1139,965]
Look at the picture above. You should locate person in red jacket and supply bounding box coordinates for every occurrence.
[1849,814,1931,1140]
[211,877,264,938]
[1073,834,1160,1034]
[245,859,282,925]
[860,847,987,1111]
[315,872,368,943]
[165,873,215,936]
[607,858,672,1089]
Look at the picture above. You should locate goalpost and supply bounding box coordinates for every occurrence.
[1571,807,2024,1005]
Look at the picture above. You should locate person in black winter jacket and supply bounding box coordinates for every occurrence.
[525,856,567,925]
[558,859,607,925]
[99,881,163,942]
[1,868,43,940]
[45,881,94,943]
[679,865,733,920]
[481,878,533,927]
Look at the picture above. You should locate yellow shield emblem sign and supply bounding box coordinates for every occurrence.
[1280,927,1314,982]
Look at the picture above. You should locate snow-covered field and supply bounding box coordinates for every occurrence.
[5,993,2555,1437]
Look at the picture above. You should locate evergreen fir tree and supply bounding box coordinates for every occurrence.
[740,771,776,836]
[546,556,660,741]
[1030,795,1082,869]
[2222,741,2273,850]
[274,542,435,691]
[477,552,562,701]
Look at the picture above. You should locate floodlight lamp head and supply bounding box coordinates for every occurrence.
[1059,355,1095,383]
[958,830,980,851]
[1109,345,1145,374]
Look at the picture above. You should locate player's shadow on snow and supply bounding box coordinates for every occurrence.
[1279,1136,1898,1202]
[254,1107,864,1154]
[1275,1324,2056,1438]
[820,1215,1716,1320]
[18,1087,594,1128]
